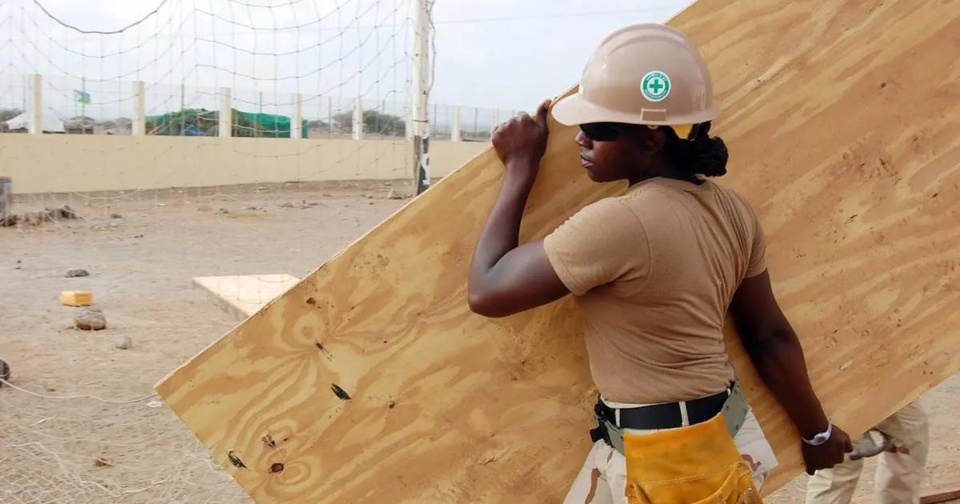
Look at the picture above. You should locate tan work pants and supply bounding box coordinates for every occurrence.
[805,400,928,504]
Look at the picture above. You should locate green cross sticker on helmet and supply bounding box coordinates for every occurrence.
[641,70,671,102]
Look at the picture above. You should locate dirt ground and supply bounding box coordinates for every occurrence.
[0,182,956,503]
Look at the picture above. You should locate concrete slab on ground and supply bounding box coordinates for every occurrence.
[192,274,299,320]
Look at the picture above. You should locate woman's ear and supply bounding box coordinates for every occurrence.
[646,127,668,152]
[636,126,667,153]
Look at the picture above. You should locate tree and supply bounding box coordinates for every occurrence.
[145,109,217,136]
[0,109,22,122]
[333,109,406,137]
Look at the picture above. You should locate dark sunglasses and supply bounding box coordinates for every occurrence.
[581,122,710,142]
[579,122,627,142]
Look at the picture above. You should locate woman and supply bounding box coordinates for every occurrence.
[467,23,852,503]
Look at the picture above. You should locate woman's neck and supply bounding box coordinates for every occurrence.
[628,165,703,187]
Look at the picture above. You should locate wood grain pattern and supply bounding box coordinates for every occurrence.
[155,1,960,501]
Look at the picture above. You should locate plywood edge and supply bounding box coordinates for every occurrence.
[152,83,585,399]
[154,274,299,396]
[152,163,487,399]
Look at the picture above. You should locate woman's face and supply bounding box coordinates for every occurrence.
[575,123,662,183]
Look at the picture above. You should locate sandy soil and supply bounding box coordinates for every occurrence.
[0,182,956,503]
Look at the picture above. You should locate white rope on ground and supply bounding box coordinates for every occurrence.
[0,378,158,404]
[8,440,188,497]
[1,375,246,504]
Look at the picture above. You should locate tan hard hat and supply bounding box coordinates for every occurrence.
[552,23,719,139]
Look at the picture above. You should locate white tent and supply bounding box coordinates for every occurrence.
[3,111,65,133]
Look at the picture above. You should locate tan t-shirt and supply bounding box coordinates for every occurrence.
[543,177,767,404]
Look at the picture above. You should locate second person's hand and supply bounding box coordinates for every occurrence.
[801,423,854,475]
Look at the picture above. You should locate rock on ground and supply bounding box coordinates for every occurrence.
[113,336,132,350]
[0,205,79,227]
[75,307,107,331]
[66,269,90,278]
[43,205,78,221]
[0,359,10,386]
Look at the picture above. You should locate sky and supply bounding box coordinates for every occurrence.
[0,0,689,123]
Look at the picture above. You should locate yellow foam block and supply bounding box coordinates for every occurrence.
[60,291,92,307]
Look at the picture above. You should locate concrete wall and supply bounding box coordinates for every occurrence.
[0,135,487,194]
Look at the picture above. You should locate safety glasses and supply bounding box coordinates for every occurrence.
[579,122,626,142]
[580,122,704,141]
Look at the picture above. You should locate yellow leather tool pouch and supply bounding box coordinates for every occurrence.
[623,414,762,504]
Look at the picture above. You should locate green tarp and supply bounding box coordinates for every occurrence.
[145,108,308,138]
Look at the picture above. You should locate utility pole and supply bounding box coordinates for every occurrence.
[411,0,432,195]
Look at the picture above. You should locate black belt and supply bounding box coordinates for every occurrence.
[598,387,731,431]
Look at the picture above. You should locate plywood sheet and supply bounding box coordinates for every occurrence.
[155,0,960,502]
[193,274,300,319]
